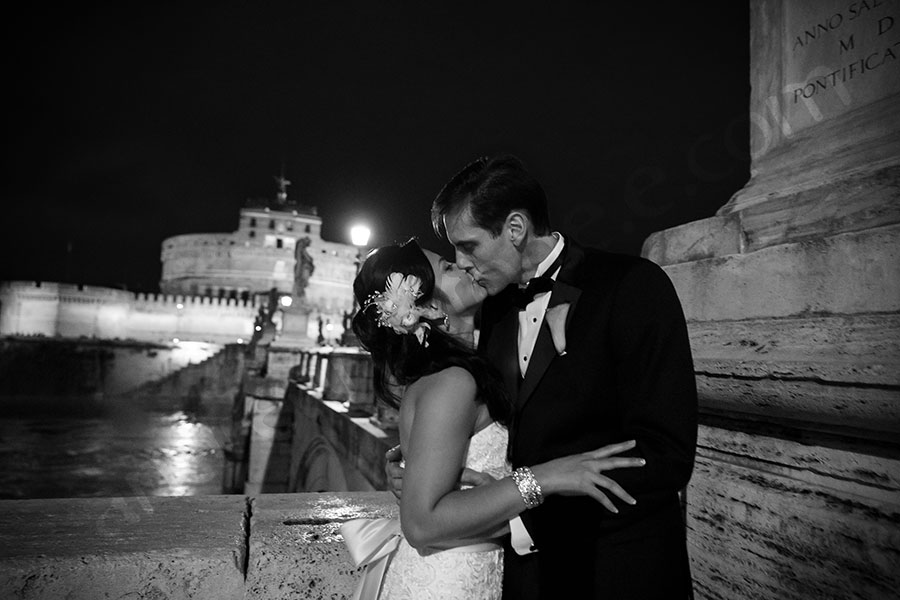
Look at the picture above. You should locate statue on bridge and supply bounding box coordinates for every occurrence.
[293,236,315,301]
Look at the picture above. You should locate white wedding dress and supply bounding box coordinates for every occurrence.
[342,421,511,600]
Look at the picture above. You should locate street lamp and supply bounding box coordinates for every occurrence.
[342,224,371,346]
[350,224,371,248]
[350,224,371,305]
[350,225,371,288]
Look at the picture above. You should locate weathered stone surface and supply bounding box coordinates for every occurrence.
[289,385,398,492]
[665,224,900,322]
[727,95,900,215]
[245,375,289,400]
[689,314,900,385]
[323,350,374,415]
[647,163,900,266]
[247,397,294,493]
[725,0,900,215]
[0,495,248,600]
[688,313,900,434]
[739,164,900,253]
[642,214,744,267]
[697,375,899,437]
[265,345,307,382]
[697,425,900,495]
[245,492,396,600]
[687,425,900,600]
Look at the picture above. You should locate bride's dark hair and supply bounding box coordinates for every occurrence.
[352,238,510,425]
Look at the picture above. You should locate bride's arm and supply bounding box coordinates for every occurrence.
[400,366,645,550]
[399,366,524,549]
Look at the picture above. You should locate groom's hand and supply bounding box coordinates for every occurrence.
[385,445,404,500]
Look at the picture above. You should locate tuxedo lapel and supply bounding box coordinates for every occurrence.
[517,242,584,407]
[518,321,556,405]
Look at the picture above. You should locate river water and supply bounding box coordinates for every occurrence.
[0,400,232,500]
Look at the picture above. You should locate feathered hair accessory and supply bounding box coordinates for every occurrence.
[364,272,446,346]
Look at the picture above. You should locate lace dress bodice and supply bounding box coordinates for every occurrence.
[379,421,511,600]
[460,421,512,482]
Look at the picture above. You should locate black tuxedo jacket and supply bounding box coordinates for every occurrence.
[479,237,697,598]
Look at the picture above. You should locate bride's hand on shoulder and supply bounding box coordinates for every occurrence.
[529,440,644,514]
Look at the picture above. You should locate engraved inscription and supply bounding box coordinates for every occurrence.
[784,0,899,130]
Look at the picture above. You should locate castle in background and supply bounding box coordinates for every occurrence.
[0,176,358,346]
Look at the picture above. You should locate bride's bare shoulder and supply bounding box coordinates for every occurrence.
[406,366,477,403]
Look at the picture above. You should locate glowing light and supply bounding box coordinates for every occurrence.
[176,303,184,309]
[172,338,180,344]
[280,295,293,308]
[255,325,262,331]
[326,323,334,331]
[350,224,371,247]
[171,341,215,364]
[237,338,244,344]
[155,412,219,497]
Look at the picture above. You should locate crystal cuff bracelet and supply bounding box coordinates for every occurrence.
[511,466,544,509]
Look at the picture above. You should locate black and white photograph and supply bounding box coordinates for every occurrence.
[1,1,897,598]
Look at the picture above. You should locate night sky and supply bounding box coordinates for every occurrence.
[3,2,751,292]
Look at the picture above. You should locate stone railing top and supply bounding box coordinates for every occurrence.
[0,491,397,600]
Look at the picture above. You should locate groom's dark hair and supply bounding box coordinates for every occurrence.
[431,154,552,240]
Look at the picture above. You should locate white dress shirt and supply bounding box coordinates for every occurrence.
[510,233,565,555]
[517,234,565,377]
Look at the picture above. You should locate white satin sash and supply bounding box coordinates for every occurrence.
[340,517,403,600]
[341,517,503,599]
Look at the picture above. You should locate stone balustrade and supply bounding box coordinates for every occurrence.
[235,345,399,496]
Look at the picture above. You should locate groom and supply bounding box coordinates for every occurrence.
[429,154,698,599]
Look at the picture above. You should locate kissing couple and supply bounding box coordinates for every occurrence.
[341,154,698,599]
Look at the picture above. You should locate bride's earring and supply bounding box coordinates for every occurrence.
[434,302,449,330]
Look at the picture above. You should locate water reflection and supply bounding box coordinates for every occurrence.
[0,408,231,500]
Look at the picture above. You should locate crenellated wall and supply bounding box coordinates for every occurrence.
[0,281,257,344]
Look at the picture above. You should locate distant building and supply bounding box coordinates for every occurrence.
[1,177,358,345]
[159,179,357,342]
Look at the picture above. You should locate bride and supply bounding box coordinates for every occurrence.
[341,239,643,600]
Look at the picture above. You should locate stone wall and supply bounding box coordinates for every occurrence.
[641,1,900,597]
[120,343,246,415]
[231,344,396,497]
[0,337,224,410]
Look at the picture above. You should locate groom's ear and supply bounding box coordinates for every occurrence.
[505,211,528,247]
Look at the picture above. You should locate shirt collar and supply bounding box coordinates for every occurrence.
[533,232,565,280]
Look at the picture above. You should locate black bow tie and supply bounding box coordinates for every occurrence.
[509,241,566,310]
[512,276,555,310]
